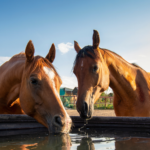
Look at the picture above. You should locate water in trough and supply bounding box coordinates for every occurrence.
[0,127,150,150]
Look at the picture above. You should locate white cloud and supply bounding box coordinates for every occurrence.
[138,54,146,58]
[0,57,11,65]
[58,42,73,53]
[61,76,77,89]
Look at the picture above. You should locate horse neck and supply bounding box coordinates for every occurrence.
[100,49,137,97]
[0,54,26,105]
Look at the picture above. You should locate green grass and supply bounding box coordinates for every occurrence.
[61,96,114,109]
[94,103,114,109]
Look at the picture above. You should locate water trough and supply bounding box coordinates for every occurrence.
[0,114,150,137]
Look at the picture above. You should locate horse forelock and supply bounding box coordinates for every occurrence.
[27,56,62,84]
[73,46,100,69]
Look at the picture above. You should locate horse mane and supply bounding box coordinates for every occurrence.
[101,48,146,72]
[13,52,25,57]
[73,45,146,72]
[6,52,62,84]
[131,62,145,71]
[131,63,140,68]
[10,53,59,76]
[9,52,26,61]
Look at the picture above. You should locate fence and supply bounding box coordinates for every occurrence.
[60,95,114,109]
[94,96,113,109]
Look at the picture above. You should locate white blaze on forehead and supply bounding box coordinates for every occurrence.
[43,66,55,80]
[43,66,70,118]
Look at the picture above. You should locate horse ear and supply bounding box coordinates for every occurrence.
[74,41,81,53]
[46,43,56,63]
[93,30,100,49]
[25,40,35,62]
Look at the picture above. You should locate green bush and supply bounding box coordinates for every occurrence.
[61,98,69,107]
[94,103,114,109]
[68,104,74,108]
[61,96,113,109]
[106,104,114,109]
[61,97,76,109]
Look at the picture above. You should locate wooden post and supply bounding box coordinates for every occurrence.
[74,96,76,109]
[73,95,75,108]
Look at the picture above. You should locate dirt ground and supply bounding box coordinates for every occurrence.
[66,109,116,117]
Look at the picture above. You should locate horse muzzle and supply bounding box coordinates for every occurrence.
[48,115,72,134]
[77,102,93,120]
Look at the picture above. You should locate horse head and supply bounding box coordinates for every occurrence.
[74,30,110,119]
[20,41,72,133]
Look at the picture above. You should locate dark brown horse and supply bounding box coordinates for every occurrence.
[74,30,150,119]
[0,41,72,133]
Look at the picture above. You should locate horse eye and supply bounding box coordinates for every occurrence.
[93,65,98,72]
[30,78,38,85]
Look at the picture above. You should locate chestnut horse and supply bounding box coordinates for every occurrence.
[0,41,72,133]
[74,30,150,119]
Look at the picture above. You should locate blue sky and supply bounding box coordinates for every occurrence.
[0,0,150,89]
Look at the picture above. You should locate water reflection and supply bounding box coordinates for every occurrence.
[77,137,95,150]
[42,134,72,150]
[75,136,150,150]
[0,134,72,150]
[1,130,150,150]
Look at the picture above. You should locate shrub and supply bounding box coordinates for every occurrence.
[68,104,74,108]
[106,104,114,109]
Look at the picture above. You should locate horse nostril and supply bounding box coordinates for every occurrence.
[80,102,92,119]
[84,102,88,115]
[54,116,64,127]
